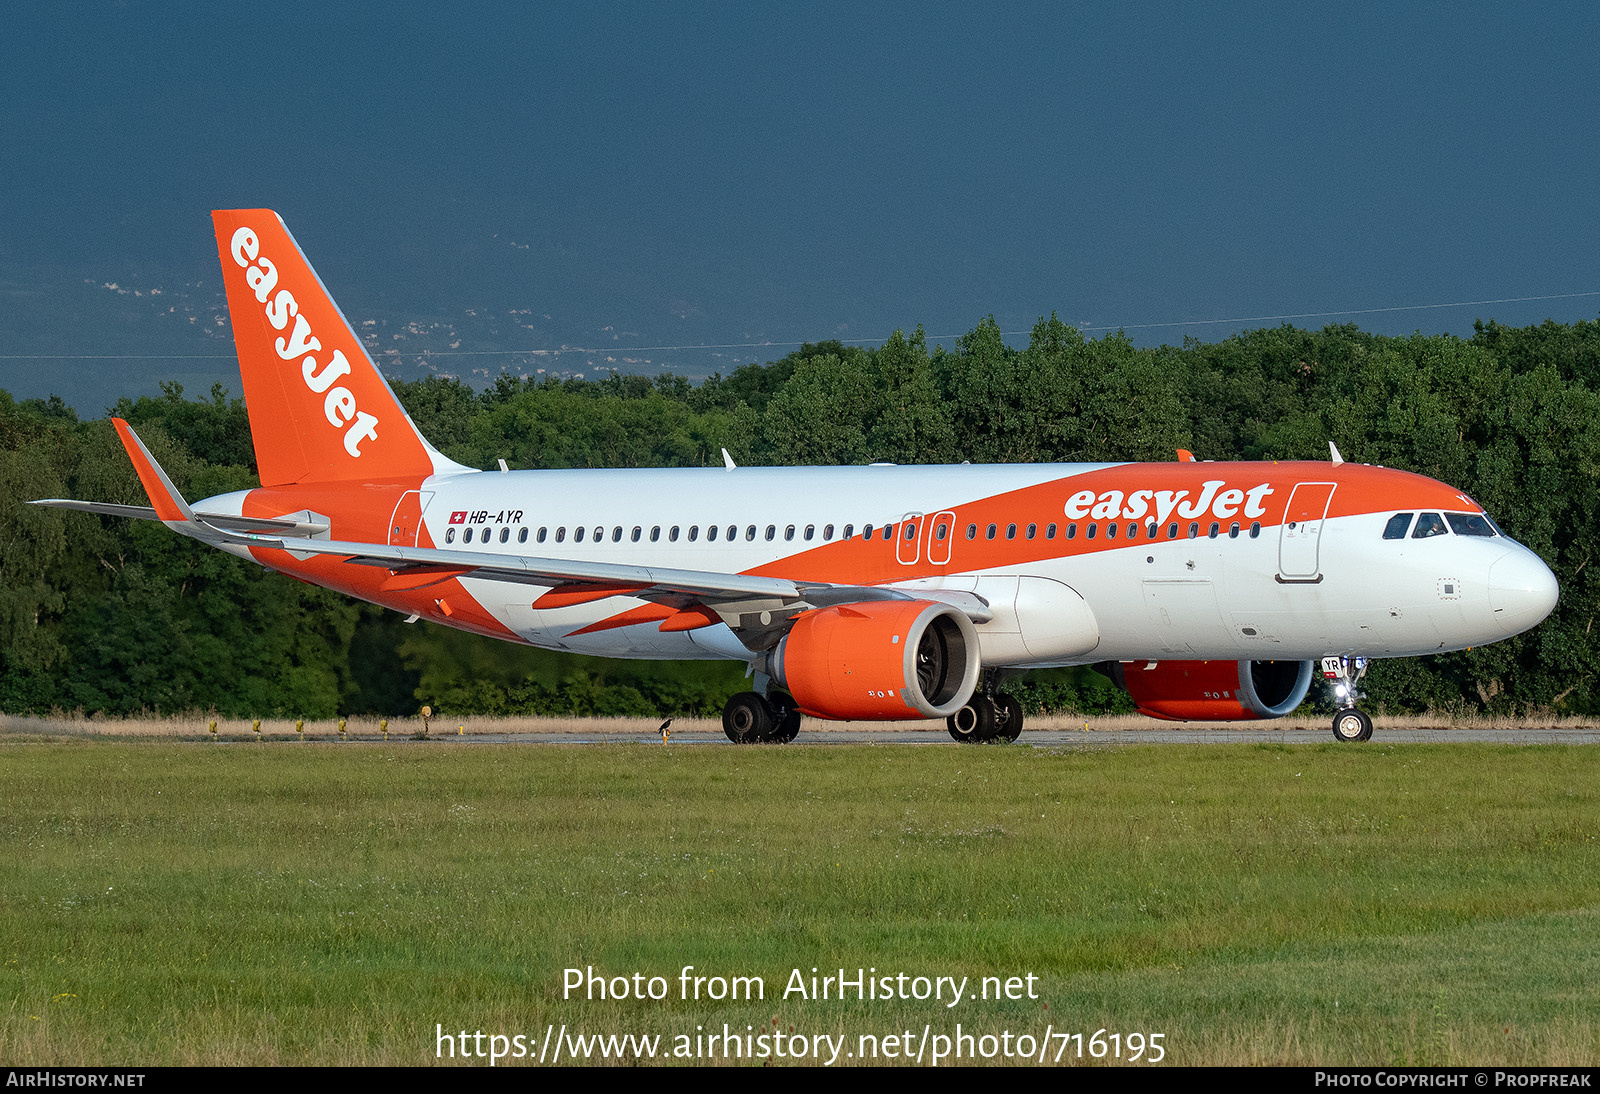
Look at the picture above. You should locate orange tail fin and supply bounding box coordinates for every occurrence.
[211,209,471,486]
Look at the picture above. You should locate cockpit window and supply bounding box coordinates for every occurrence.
[1412,512,1448,539]
[1446,512,1496,537]
[1383,513,1414,540]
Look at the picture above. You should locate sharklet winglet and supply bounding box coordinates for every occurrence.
[111,418,195,524]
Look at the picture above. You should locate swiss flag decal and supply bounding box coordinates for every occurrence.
[449,511,468,524]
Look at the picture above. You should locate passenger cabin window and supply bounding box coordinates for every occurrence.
[1066,523,1076,539]
[519,527,529,543]
[668,526,678,542]
[1168,523,1180,539]
[537,527,547,543]
[1006,523,1017,540]
[1249,521,1261,538]
[882,525,893,540]
[612,526,624,543]
[463,527,474,543]
[1412,512,1448,539]
[1087,523,1098,540]
[746,525,757,541]
[649,527,659,542]
[843,524,854,539]
[1383,513,1414,540]
[707,525,718,541]
[556,527,566,543]
[986,523,997,540]
[1208,522,1220,539]
[445,528,456,544]
[1229,522,1240,539]
[1446,512,1497,537]
[1046,523,1057,539]
[1026,523,1037,540]
[687,526,698,541]
[574,527,585,543]
[726,525,736,541]
[1127,522,1139,539]
[631,527,642,542]
[500,527,510,543]
[765,525,775,541]
[819,524,830,540]
[786,525,796,541]
[863,524,874,539]
[966,524,977,540]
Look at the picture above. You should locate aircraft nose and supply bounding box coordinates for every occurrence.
[1487,549,1559,636]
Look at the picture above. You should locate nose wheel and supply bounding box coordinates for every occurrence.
[1332,707,1373,742]
[1322,656,1373,742]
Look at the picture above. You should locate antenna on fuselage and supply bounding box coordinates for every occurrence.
[722,447,737,471]
[1329,441,1345,466]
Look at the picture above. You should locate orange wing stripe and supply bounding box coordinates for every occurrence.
[565,603,677,636]
[657,605,721,632]
[532,583,651,609]
[379,566,475,592]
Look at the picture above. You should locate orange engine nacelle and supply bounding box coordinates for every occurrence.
[1104,659,1314,721]
[767,600,982,720]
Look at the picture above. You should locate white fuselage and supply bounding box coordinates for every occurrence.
[201,460,1559,669]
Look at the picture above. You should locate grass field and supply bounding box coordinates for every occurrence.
[2,738,1598,1066]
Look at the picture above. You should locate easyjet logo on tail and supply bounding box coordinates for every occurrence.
[229,226,380,458]
[1064,481,1275,523]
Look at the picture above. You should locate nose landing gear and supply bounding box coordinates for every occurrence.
[1322,655,1373,742]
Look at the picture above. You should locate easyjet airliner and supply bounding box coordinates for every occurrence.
[34,210,1560,743]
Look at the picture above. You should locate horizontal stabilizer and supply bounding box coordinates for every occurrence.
[34,419,331,547]
[28,498,329,537]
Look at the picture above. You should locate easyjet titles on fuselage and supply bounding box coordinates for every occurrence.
[228,224,380,458]
[1064,480,1274,524]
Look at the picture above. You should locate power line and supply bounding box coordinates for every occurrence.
[2,289,1595,361]
[1071,290,1600,333]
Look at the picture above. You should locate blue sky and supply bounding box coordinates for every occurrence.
[3,2,1598,408]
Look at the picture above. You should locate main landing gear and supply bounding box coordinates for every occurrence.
[722,691,801,744]
[947,675,1024,744]
[1323,655,1373,742]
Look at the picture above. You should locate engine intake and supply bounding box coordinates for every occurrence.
[768,600,981,720]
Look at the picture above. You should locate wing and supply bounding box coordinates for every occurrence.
[33,420,991,650]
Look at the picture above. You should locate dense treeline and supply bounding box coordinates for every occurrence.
[4,313,1599,719]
